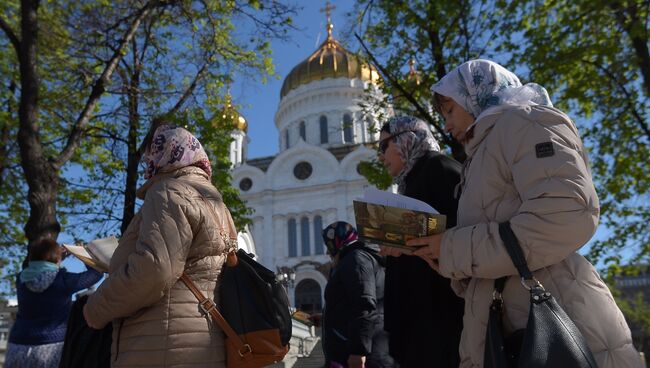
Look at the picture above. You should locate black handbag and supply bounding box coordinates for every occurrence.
[59,295,112,368]
[484,222,598,368]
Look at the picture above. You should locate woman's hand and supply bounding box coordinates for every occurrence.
[379,245,412,257]
[347,354,366,368]
[83,304,102,330]
[408,232,444,271]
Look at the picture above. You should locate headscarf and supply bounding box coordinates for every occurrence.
[385,116,441,194]
[321,221,359,257]
[142,125,212,179]
[431,59,553,121]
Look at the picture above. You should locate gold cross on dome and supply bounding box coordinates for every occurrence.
[320,1,336,38]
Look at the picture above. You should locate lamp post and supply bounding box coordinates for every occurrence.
[276,267,296,288]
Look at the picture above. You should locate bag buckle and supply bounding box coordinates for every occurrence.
[199,299,217,316]
[492,289,503,302]
[520,277,543,291]
[238,343,252,357]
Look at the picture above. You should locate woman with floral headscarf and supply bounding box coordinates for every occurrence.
[83,122,237,367]
[321,221,394,368]
[409,59,641,367]
[377,116,464,368]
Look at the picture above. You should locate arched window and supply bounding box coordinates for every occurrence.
[299,121,306,141]
[285,129,290,149]
[313,215,324,255]
[295,279,322,313]
[288,218,297,257]
[320,115,328,144]
[301,217,311,256]
[343,113,353,143]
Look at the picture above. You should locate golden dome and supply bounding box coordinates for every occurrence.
[213,95,247,132]
[280,33,381,99]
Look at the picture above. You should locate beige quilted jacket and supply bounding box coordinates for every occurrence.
[438,105,642,368]
[85,167,233,367]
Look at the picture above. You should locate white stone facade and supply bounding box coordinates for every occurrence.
[231,75,384,311]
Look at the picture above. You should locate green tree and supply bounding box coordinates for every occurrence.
[499,0,650,267]
[0,0,295,291]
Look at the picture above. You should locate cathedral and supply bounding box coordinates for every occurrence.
[228,17,386,314]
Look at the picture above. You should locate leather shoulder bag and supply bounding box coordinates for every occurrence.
[484,221,598,368]
[180,190,290,367]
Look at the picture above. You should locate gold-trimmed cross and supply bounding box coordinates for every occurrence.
[320,1,336,38]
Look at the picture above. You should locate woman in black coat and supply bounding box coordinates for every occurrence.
[377,116,464,367]
[321,221,395,368]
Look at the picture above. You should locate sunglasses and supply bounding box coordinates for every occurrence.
[378,130,412,154]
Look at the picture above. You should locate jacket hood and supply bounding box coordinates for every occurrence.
[21,269,59,293]
[136,166,210,199]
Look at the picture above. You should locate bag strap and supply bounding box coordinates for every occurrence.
[493,221,538,296]
[179,187,250,355]
[497,221,533,280]
[179,273,251,356]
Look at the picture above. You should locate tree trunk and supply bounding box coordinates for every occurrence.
[121,50,142,234]
[16,0,62,245]
[15,0,157,244]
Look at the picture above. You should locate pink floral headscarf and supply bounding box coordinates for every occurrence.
[142,125,212,179]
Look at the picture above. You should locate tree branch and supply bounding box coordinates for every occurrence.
[355,33,449,142]
[582,58,650,141]
[0,16,20,53]
[54,0,172,168]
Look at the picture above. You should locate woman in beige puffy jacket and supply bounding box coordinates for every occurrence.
[83,123,235,367]
[407,60,642,368]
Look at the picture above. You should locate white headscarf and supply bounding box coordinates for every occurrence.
[432,59,553,121]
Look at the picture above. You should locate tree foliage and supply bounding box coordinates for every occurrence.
[353,0,650,269]
[0,0,295,293]
[498,0,650,267]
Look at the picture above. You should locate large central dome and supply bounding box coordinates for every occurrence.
[280,33,380,99]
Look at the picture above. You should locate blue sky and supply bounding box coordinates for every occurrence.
[230,0,356,159]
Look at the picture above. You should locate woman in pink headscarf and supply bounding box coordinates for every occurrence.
[83,122,237,367]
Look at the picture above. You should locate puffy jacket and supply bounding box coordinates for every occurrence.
[438,105,642,368]
[10,268,102,345]
[323,242,394,367]
[85,167,233,367]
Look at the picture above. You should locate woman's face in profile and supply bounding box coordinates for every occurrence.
[440,98,475,142]
[378,131,405,178]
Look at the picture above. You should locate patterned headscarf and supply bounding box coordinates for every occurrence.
[321,221,359,257]
[142,125,212,179]
[386,116,441,194]
[432,59,552,120]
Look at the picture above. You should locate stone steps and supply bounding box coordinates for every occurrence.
[292,339,324,368]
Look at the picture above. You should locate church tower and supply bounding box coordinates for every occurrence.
[215,94,249,167]
[231,3,388,313]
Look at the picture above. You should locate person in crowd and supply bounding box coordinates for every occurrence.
[6,238,102,368]
[377,116,464,368]
[83,121,237,367]
[409,59,642,367]
[321,221,394,368]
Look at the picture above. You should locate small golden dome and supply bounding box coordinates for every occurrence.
[280,35,381,99]
[392,58,422,100]
[213,95,248,132]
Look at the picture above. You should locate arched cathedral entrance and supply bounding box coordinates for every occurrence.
[294,278,322,314]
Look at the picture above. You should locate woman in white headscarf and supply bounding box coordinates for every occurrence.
[378,116,465,368]
[409,59,641,367]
